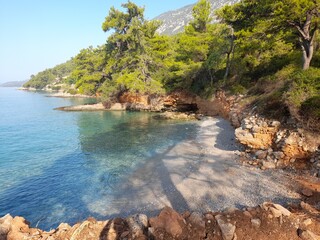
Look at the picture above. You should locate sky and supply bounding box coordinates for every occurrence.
[0,0,196,83]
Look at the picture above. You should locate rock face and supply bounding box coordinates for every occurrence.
[154,0,240,35]
[109,90,233,116]
[235,116,280,150]
[233,113,320,168]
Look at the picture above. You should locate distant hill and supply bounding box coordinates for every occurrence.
[0,81,27,87]
[154,0,239,35]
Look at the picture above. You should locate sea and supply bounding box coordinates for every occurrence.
[0,87,199,230]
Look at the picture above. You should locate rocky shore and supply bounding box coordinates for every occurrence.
[1,198,320,240]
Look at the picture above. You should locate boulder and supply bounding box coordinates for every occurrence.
[262,161,276,169]
[149,207,186,238]
[301,188,313,197]
[251,218,261,228]
[215,215,236,240]
[7,216,30,240]
[255,150,267,159]
[0,214,13,240]
[261,202,291,217]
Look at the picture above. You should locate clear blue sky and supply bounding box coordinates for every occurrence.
[0,0,196,83]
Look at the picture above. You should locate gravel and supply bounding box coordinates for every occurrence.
[86,117,300,218]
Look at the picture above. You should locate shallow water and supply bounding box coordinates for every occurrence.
[0,88,199,230]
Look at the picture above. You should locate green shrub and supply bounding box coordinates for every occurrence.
[230,84,247,95]
[286,67,320,107]
[67,89,78,95]
[300,96,320,119]
[300,96,320,131]
[51,86,61,91]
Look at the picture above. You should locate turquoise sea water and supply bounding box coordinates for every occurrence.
[0,88,199,230]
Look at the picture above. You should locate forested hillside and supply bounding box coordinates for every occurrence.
[24,0,320,129]
[23,59,75,90]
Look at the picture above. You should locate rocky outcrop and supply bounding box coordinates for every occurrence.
[161,90,231,117]
[235,115,319,169]
[1,202,320,240]
[55,103,106,111]
[235,116,281,150]
[54,90,233,115]
[114,90,232,115]
[229,93,320,169]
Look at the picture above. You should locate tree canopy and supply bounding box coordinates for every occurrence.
[217,0,320,70]
[100,1,163,100]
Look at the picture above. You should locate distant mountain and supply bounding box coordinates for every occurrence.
[0,81,27,87]
[154,0,239,35]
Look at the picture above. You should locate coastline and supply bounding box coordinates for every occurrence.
[18,87,94,98]
[2,117,318,240]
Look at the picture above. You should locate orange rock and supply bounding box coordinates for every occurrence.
[149,206,187,238]
[119,92,149,105]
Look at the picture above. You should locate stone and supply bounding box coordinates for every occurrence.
[189,212,205,229]
[298,229,320,240]
[251,218,261,228]
[271,121,281,127]
[205,214,214,220]
[57,223,71,231]
[300,201,319,214]
[188,212,206,238]
[301,189,313,197]
[262,161,276,169]
[273,151,285,159]
[120,231,130,238]
[0,214,13,237]
[255,150,267,159]
[273,204,291,217]
[261,202,291,217]
[215,215,236,240]
[302,219,313,227]
[270,207,282,218]
[149,207,186,238]
[127,214,148,239]
[7,216,30,240]
[224,207,238,214]
[243,211,253,218]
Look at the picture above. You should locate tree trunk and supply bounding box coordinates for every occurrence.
[288,9,318,70]
[224,27,235,79]
[301,39,314,70]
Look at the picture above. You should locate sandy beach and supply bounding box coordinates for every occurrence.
[86,117,299,218]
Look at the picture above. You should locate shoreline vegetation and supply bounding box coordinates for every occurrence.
[5,0,320,238]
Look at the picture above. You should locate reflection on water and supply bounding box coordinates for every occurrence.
[78,111,199,199]
[0,88,200,231]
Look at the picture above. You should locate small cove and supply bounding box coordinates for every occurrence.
[0,88,299,231]
[0,88,200,230]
